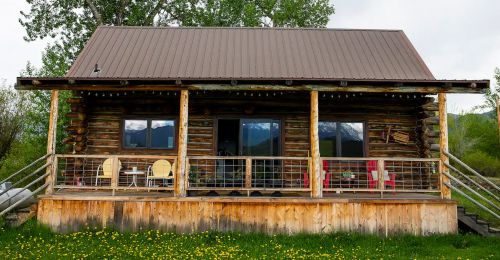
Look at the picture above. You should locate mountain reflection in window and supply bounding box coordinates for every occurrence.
[241,119,280,156]
[319,121,365,157]
[123,119,175,149]
[319,122,337,157]
[151,120,174,148]
[124,120,148,148]
[340,123,364,157]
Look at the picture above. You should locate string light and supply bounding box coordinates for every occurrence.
[259,93,261,97]
[266,93,268,97]
[174,92,177,95]
[95,93,98,97]
[338,95,340,98]
[331,94,333,98]
[102,93,105,97]
[345,94,348,98]
[251,93,253,97]
[237,92,239,95]
[88,92,90,96]
[273,93,276,96]
[152,91,155,94]
[110,93,113,97]
[323,94,326,98]
[159,92,162,95]
[244,92,246,96]
[353,93,355,97]
[392,94,394,98]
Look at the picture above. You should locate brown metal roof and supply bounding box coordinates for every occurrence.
[66,26,435,80]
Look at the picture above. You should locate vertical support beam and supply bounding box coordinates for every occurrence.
[45,90,59,194]
[439,93,451,199]
[378,159,385,198]
[176,90,188,197]
[310,91,321,198]
[245,158,252,188]
[111,156,119,196]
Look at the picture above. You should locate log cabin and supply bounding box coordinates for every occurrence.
[16,26,490,236]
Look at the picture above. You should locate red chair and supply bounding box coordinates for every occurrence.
[303,161,331,193]
[367,160,396,195]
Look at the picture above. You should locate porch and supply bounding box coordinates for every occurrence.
[50,154,443,198]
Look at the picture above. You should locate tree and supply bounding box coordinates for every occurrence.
[20,0,335,64]
[476,67,500,116]
[0,80,28,161]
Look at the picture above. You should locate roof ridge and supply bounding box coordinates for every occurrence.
[97,26,403,32]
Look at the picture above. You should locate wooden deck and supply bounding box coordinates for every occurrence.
[37,190,457,236]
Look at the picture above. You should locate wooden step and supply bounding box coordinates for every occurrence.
[489,228,500,234]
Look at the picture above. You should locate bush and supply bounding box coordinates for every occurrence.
[462,151,500,177]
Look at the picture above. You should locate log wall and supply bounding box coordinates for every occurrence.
[64,91,437,158]
[37,197,457,236]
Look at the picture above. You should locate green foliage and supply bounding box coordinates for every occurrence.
[448,107,499,177]
[0,81,28,161]
[1,220,500,259]
[462,151,500,177]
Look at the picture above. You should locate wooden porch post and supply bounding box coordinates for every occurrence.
[45,90,59,194]
[310,91,322,198]
[438,93,451,199]
[175,90,188,197]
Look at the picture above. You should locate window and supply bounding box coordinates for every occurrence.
[123,119,175,149]
[241,119,281,156]
[319,121,365,157]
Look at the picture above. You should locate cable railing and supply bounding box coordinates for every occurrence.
[442,150,500,221]
[321,157,441,193]
[186,156,311,192]
[54,154,177,192]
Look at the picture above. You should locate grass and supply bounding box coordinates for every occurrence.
[0,220,499,259]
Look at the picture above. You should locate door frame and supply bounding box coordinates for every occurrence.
[215,115,285,157]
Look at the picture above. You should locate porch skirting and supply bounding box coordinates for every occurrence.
[37,197,458,236]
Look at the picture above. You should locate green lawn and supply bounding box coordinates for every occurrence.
[0,220,499,260]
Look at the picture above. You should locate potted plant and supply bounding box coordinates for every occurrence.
[187,166,199,196]
[226,169,244,188]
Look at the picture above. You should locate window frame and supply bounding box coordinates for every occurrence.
[121,117,177,151]
[318,120,368,157]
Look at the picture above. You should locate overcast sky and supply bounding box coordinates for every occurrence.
[1,0,498,112]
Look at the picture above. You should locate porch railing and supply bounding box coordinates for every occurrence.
[186,156,311,192]
[54,154,177,192]
[321,157,442,193]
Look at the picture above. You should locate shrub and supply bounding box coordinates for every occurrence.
[462,151,500,177]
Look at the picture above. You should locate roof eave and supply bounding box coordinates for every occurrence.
[15,77,489,94]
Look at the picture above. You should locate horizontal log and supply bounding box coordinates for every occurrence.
[422,117,439,125]
[66,98,85,104]
[421,102,439,111]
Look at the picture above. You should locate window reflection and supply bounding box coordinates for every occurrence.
[319,121,365,157]
[123,119,175,149]
[319,122,337,157]
[151,120,175,148]
[340,123,364,157]
[124,120,148,148]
